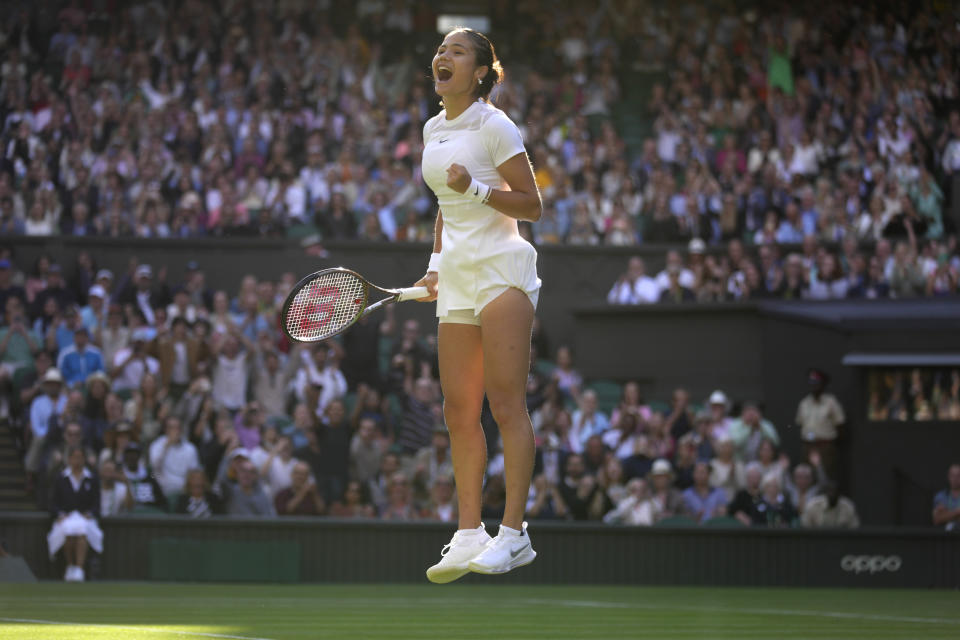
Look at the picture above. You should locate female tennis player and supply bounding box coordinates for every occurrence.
[414,28,542,583]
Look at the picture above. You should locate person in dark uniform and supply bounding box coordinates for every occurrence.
[47,447,102,581]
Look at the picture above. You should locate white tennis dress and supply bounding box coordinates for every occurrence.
[421,99,541,318]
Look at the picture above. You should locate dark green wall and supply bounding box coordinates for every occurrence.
[2,514,957,587]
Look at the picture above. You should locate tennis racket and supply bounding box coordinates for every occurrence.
[281,267,429,343]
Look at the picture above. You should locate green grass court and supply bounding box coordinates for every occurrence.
[1,583,959,639]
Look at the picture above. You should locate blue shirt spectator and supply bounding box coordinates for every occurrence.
[30,378,68,440]
[933,464,960,531]
[56,328,105,386]
[569,390,610,453]
[682,462,729,523]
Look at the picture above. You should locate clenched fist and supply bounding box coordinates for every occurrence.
[446,163,471,194]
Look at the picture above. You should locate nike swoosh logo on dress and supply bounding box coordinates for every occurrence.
[439,139,449,143]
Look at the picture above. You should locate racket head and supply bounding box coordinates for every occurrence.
[281,268,370,342]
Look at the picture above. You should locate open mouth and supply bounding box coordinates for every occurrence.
[436,68,453,82]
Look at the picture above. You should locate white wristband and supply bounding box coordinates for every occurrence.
[467,177,492,206]
[427,252,441,273]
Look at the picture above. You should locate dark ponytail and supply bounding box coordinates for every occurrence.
[446,27,503,102]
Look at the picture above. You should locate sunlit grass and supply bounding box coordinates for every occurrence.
[1,583,958,639]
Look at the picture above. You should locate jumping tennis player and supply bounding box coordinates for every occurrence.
[414,28,542,583]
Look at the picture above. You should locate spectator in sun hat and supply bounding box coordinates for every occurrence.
[647,458,684,522]
[795,368,845,482]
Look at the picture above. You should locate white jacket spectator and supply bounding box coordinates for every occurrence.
[148,418,200,498]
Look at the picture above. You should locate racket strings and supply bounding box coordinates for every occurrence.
[285,270,366,341]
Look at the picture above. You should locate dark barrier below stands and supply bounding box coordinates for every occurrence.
[2,513,958,588]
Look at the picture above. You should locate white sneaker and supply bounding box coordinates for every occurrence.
[76,566,85,582]
[468,521,536,575]
[64,566,80,582]
[426,524,491,584]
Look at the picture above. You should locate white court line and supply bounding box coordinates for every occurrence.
[0,617,274,640]
[519,598,960,626]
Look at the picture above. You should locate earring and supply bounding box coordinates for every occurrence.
[478,78,483,85]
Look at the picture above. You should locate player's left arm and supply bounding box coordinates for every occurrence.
[446,154,542,222]
[486,152,542,222]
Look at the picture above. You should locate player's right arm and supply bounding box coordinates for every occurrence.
[413,209,441,301]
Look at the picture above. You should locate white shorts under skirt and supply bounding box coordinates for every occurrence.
[48,511,104,558]
[438,285,539,327]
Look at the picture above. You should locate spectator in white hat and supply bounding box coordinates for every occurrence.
[706,390,733,444]
[648,458,683,523]
[79,285,107,332]
[25,368,68,482]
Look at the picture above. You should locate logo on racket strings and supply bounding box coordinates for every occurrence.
[296,284,342,335]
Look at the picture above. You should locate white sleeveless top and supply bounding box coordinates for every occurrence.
[421,100,541,316]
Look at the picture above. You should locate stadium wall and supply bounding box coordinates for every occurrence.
[1,514,958,587]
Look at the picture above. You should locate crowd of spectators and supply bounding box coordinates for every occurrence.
[1,250,861,534]
[0,2,956,249]
[866,367,960,421]
[608,232,960,304]
[1,0,957,579]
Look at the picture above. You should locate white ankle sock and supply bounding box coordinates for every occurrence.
[457,525,485,536]
[500,524,522,536]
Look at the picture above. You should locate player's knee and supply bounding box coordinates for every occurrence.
[442,398,480,431]
[486,393,526,429]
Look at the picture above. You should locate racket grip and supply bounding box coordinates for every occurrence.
[397,286,430,302]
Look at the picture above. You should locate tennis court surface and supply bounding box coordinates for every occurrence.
[1,583,958,639]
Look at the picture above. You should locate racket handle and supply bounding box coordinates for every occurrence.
[397,286,430,302]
